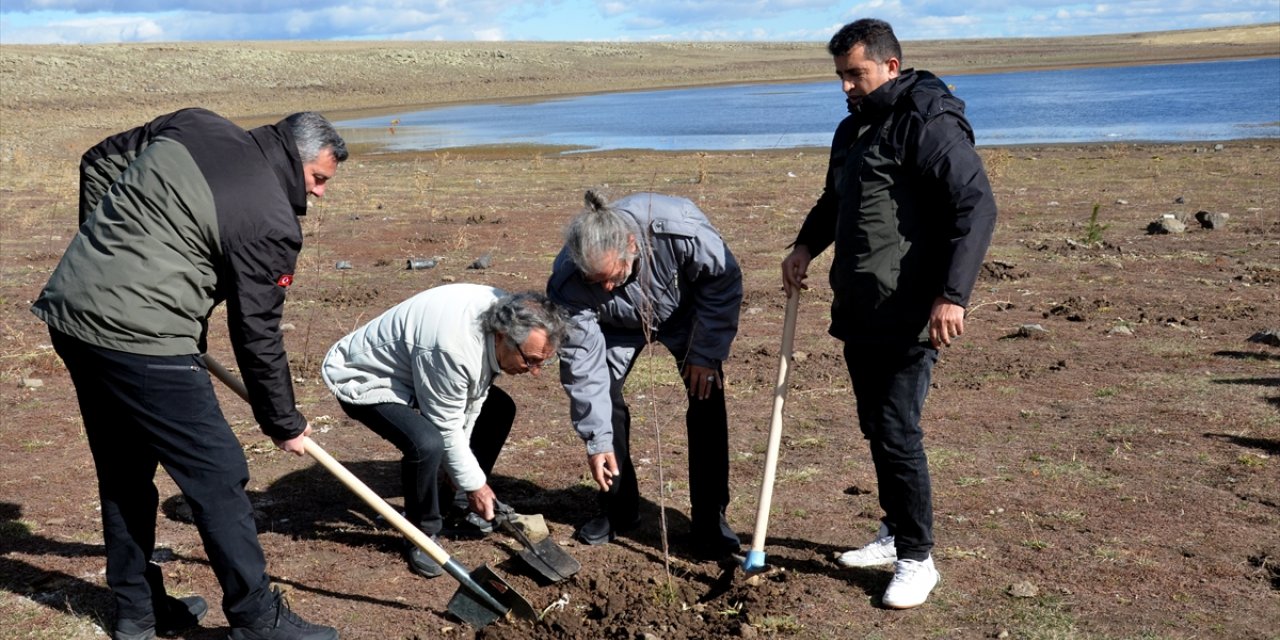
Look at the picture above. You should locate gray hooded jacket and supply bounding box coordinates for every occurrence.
[547,193,742,454]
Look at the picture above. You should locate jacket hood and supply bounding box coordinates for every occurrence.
[849,68,962,118]
[249,120,309,216]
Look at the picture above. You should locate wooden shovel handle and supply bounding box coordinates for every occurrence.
[202,354,517,620]
[747,289,800,558]
[201,355,452,566]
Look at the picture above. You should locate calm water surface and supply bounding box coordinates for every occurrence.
[337,57,1280,152]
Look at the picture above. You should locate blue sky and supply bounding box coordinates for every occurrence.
[1,1,1276,45]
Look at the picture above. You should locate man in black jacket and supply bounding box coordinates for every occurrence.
[32,109,346,640]
[780,19,997,609]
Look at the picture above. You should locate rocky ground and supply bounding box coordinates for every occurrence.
[1,25,1278,640]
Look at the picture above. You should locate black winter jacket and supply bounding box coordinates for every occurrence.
[32,108,309,440]
[794,69,997,344]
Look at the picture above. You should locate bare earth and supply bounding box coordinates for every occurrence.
[1,25,1278,640]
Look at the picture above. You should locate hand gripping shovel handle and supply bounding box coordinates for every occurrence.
[201,355,512,620]
[743,290,800,572]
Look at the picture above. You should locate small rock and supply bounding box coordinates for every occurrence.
[1214,144,1224,151]
[441,275,456,283]
[1015,324,1048,339]
[997,631,1011,639]
[334,260,353,270]
[467,254,492,270]
[1114,199,1128,205]
[280,323,296,333]
[1174,196,1186,204]
[406,258,437,270]
[792,351,808,362]
[745,307,762,315]
[739,623,759,638]
[173,499,194,523]
[1248,329,1280,347]
[1008,581,1039,598]
[508,512,550,542]
[21,378,44,389]
[1147,218,1185,235]
[1194,210,1229,230]
[1108,325,1134,336]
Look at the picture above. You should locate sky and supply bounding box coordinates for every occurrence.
[0,1,1276,45]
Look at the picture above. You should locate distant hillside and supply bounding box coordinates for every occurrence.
[2,23,1276,164]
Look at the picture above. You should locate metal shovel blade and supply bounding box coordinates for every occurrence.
[446,564,539,628]
[497,515,581,583]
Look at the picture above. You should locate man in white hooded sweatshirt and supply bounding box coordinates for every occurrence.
[321,285,568,578]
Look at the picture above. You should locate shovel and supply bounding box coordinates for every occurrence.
[742,290,800,573]
[202,354,537,628]
[493,504,581,583]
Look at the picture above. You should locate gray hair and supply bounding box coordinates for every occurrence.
[564,190,638,275]
[284,111,349,163]
[479,292,570,349]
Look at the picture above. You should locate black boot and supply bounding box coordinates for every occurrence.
[155,595,208,636]
[112,593,206,639]
[405,540,444,578]
[690,512,741,560]
[114,564,208,639]
[573,512,641,545]
[228,587,338,640]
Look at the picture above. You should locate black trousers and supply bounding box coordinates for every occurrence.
[337,387,515,535]
[600,335,732,537]
[843,340,939,561]
[50,328,272,626]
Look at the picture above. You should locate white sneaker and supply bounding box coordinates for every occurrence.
[881,557,939,609]
[836,523,897,568]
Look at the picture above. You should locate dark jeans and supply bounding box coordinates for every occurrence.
[843,340,939,561]
[600,335,732,539]
[50,328,272,627]
[337,387,515,535]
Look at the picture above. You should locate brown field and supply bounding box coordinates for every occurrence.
[2,25,1278,639]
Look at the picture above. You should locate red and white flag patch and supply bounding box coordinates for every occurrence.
[276,274,294,287]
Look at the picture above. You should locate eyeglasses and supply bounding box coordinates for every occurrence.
[514,341,556,372]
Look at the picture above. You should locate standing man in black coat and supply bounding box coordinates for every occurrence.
[780,19,997,609]
[32,108,347,640]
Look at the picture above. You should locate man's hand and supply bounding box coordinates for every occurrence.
[781,246,812,296]
[929,297,966,348]
[274,423,312,456]
[588,452,619,491]
[682,363,722,400]
[467,484,498,521]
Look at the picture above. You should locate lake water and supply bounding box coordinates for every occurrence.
[337,57,1280,152]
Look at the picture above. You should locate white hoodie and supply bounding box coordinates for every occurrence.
[321,283,504,492]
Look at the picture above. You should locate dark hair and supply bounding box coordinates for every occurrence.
[284,111,349,163]
[827,18,902,64]
[479,292,570,349]
[563,190,638,275]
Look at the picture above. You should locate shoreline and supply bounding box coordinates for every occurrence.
[1,23,1276,165]
[315,52,1280,129]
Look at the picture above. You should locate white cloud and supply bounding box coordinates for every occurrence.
[0,0,1274,43]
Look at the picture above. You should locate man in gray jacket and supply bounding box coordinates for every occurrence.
[547,191,742,560]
